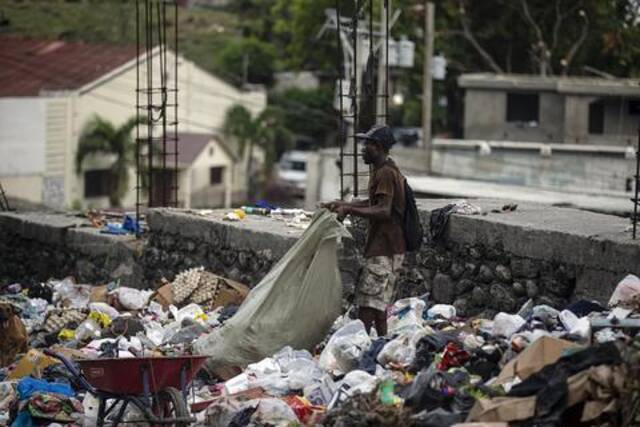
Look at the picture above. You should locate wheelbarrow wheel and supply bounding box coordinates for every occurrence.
[152,387,190,427]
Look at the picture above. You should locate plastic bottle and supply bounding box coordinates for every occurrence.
[242,206,271,216]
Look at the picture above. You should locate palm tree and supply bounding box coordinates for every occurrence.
[223,104,293,182]
[75,115,141,207]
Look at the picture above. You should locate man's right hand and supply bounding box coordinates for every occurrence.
[320,200,346,212]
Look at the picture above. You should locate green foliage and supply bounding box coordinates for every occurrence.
[75,115,142,208]
[216,37,277,85]
[269,87,337,145]
[223,104,293,179]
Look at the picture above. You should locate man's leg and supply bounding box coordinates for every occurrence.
[359,306,377,334]
[373,309,387,337]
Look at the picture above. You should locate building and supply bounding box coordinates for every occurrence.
[459,73,640,145]
[176,133,238,208]
[0,36,266,209]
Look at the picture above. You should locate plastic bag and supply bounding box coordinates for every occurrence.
[426,304,457,320]
[286,358,323,390]
[609,274,640,306]
[52,278,91,309]
[377,328,427,367]
[143,321,165,347]
[114,287,152,311]
[193,210,350,371]
[388,298,426,334]
[339,370,378,395]
[491,313,525,338]
[319,320,371,375]
[252,398,299,425]
[170,303,205,324]
[304,374,337,406]
[89,303,119,319]
[75,318,102,341]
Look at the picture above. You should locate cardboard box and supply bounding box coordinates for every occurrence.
[213,278,250,309]
[495,336,579,385]
[89,285,108,303]
[153,283,174,309]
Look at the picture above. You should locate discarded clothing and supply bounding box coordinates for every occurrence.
[429,204,457,242]
[565,299,606,317]
[17,378,74,401]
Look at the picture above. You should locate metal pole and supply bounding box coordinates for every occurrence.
[135,0,141,236]
[173,0,179,208]
[146,0,154,207]
[633,126,639,239]
[352,0,359,197]
[337,0,345,200]
[422,1,434,173]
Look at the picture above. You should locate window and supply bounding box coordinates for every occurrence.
[588,99,605,135]
[629,99,640,115]
[506,92,539,123]
[84,170,114,198]
[210,166,224,185]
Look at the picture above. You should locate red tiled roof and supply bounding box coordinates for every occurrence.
[0,36,138,97]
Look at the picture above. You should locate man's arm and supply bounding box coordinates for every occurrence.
[322,198,369,211]
[338,195,392,221]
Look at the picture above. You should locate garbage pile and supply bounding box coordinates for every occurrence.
[0,268,249,425]
[195,274,640,426]
[1,206,639,426]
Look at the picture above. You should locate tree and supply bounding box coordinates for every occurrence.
[75,115,141,207]
[269,87,337,146]
[217,37,277,85]
[223,104,293,188]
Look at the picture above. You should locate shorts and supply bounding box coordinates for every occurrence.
[355,255,405,312]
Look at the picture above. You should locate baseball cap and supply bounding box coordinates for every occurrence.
[355,124,396,150]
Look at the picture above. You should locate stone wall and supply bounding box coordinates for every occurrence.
[143,210,298,287]
[0,212,143,288]
[1,199,639,314]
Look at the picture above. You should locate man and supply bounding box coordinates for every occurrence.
[324,124,406,336]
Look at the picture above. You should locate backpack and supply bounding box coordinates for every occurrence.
[401,179,423,252]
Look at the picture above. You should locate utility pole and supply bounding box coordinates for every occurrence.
[422,1,434,174]
[377,0,389,124]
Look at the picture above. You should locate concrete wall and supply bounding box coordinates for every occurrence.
[306,140,635,208]
[0,98,47,204]
[464,90,565,142]
[464,89,637,145]
[431,140,636,194]
[2,200,638,314]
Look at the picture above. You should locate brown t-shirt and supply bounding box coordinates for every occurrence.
[363,158,406,258]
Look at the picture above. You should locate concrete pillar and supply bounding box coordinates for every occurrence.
[564,95,591,144]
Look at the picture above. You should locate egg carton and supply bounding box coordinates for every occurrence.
[43,309,87,333]
[171,266,204,304]
[189,272,221,305]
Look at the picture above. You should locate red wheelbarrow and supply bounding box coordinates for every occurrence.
[44,349,208,427]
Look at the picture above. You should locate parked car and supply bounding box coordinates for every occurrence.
[276,150,308,198]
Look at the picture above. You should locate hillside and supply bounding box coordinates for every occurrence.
[0,1,243,85]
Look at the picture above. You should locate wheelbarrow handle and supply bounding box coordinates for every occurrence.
[43,349,94,392]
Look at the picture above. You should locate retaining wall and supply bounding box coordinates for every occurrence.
[1,199,639,314]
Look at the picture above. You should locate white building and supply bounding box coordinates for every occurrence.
[0,36,266,209]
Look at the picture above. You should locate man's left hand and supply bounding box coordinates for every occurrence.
[336,205,350,221]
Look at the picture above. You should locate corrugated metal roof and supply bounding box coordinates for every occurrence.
[0,36,138,97]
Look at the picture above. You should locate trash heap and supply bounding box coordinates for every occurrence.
[0,268,249,425]
[195,274,640,426]
[1,205,639,426]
